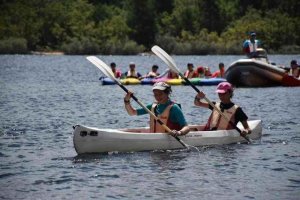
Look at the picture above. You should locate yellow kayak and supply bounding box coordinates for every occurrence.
[120,78,141,85]
[165,78,183,85]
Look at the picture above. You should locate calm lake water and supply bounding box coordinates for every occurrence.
[0,54,300,200]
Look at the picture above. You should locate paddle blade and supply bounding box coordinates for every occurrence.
[86,56,119,84]
[151,45,179,73]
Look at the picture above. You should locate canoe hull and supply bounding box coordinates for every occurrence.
[73,120,262,154]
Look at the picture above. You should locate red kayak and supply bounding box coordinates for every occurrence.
[281,74,300,87]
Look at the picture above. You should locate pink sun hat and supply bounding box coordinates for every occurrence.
[216,82,233,93]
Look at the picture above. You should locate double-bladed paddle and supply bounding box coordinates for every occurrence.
[151,45,251,143]
[86,56,191,149]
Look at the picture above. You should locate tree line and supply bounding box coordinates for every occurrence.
[0,0,299,55]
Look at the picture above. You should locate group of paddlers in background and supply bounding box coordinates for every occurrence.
[109,61,225,80]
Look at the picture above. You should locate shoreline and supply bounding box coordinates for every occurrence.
[30,51,65,55]
[0,50,297,56]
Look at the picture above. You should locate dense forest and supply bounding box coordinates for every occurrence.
[0,0,299,55]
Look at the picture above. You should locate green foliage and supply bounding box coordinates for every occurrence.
[62,37,99,55]
[0,0,299,54]
[97,15,132,43]
[0,0,42,49]
[99,39,145,55]
[0,38,28,54]
[159,0,202,36]
[277,45,300,54]
[126,0,157,47]
[115,40,145,55]
[220,8,300,53]
[39,0,95,49]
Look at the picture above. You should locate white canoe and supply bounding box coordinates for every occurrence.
[73,120,262,154]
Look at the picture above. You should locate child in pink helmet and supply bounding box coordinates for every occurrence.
[194,82,251,136]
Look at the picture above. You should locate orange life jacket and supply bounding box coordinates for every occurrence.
[184,70,197,78]
[211,69,225,78]
[167,72,178,79]
[113,70,121,78]
[205,102,238,130]
[150,102,182,133]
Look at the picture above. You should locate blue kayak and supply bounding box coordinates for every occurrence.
[100,77,142,85]
[199,78,227,86]
[140,77,154,85]
[101,77,226,86]
[101,77,157,85]
[100,77,116,85]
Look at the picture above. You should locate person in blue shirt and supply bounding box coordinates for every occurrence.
[243,32,261,58]
[124,82,190,136]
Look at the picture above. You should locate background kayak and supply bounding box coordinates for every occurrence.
[182,77,226,86]
[101,77,141,85]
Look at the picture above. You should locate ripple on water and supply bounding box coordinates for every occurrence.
[288,179,300,185]
[7,143,22,148]
[243,195,255,199]
[291,136,300,141]
[92,174,120,178]
[33,179,70,185]
[17,155,25,158]
[0,152,9,157]
[271,167,287,172]
[284,153,300,158]
[0,173,15,178]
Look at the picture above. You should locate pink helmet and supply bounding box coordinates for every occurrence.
[216,82,233,93]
